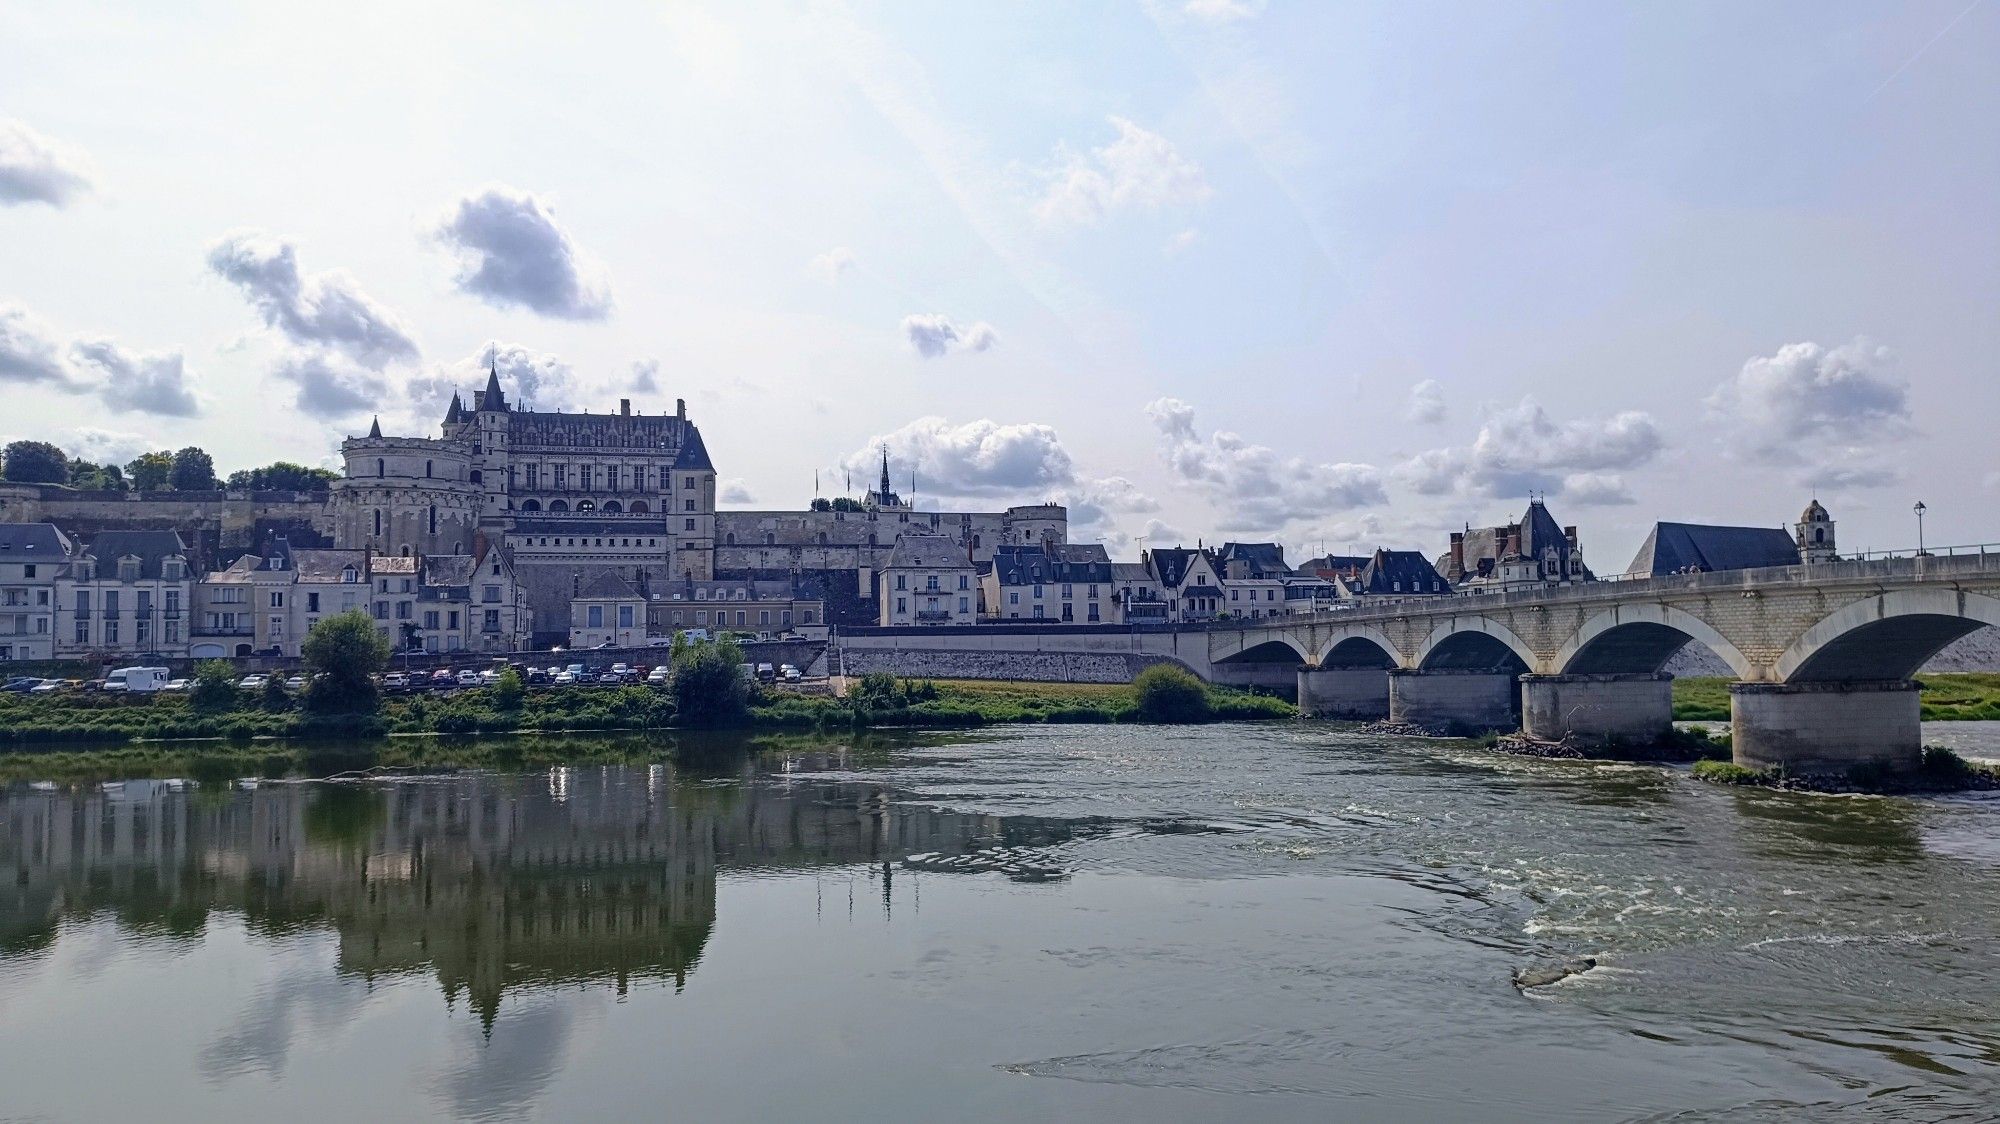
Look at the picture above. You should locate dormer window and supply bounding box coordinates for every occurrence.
[118,558,140,582]
[342,566,358,583]
[163,558,186,580]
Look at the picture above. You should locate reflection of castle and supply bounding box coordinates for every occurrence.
[1,764,1077,1023]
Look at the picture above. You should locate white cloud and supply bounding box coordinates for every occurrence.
[1058,475,1163,554]
[206,231,419,368]
[1182,0,1264,22]
[901,313,998,358]
[272,352,387,420]
[1140,517,1189,547]
[847,416,1075,500]
[414,343,581,415]
[629,358,660,393]
[61,427,154,466]
[808,247,856,282]
[71,338,201,417]
[1392,397,1663,501]
[720,478,755,504]
[1164,228,1199,256]
[1406,379,1446,424]
[1706,338,1909,460]
[0,302,77,386]
[1560,472,1635,506]
[1146,397,1386,531]
[434,185,612,320]
[0,119,95,207]
[1036,117,1212,227]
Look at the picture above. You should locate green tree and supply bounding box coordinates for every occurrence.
[1132,664,1212,724]
[810,497,832,511]
[671,636,749,728]
[189,660,238,713]
[301,610,390,714]
[125,451,173,491]
[2,440,68,484]
[168,446,217,491]
[261,673,292,712]
[225,462,340,491]
[830,496,864,512]
[491,668,525,710]
[67,459,129,492]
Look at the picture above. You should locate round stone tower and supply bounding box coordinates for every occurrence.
[1002,503,1069,549]
[331,417,482,557]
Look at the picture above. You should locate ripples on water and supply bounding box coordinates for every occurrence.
[3,724,1999,1121]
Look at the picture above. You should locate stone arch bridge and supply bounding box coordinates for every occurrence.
[1202,551,2000,773]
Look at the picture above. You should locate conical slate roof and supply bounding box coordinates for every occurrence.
[672,424,713,471]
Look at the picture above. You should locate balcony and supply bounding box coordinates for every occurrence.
[914,610,954,623]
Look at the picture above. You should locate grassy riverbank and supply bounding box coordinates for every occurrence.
[1691,746,2000,794]
[1672,673,2000,722]
[0,675,1293,751]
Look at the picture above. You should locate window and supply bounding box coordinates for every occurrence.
[269,591,284,608]
[1033,584,1043,598]
[685,519,697,531]
[395,601,412,620]
[958,596,969,613]
[617,605,634,628]
[588,605,604,628]
[1008,592,1019,605]
[926,575,939,591]
[1088,604,1100,622]
[373,602,387,620]
[1032,606,1045,619]
[104,620,119,643]
[896,597,906,614]
[958,575,969,590]
[423,610,439,629]
[1061,584,1072,598]
[696,610,707,625]
[74,621,88,643]
[482,585,501,603]
[896,574,907,590]
[307,592,319,612]
[21,564,32,578]
[684,499,696,512]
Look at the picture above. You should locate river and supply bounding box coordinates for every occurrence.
[4,723,2000,1121]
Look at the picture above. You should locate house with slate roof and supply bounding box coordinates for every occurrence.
[1624,522,1801,577]
[1139,546,1226,623]
[0,523,72,661]
[879,533,977,626]
[56,531,194,658]
[1439,499,1593,592]
[1215,541,1291,619]
[569,571,646,649]
[982,542,1116,623]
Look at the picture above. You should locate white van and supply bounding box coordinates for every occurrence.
[105,666,171,693]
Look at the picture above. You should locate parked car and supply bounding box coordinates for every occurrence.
[430,668,456,686]
[284,676,306,690]
[779,632,806,642]
[164,679,189,692]
[755,663,776,684]
[455,669,481,687]
[237,674,268,690]
[30,679,73,693]
[525,667,549,685]
[780,664,801,682]
[382,672,411,690]
[3,677,40,693]
[553,670,577,685]
[646,666,670,685]
[478,668,504,685]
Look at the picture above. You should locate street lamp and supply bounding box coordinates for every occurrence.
[1914,500,1927,556]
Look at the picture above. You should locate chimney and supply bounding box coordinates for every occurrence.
[1449,531,1464,574]
[620,398,631,416]
[1564,525,1579,548]
[676,398,686,421]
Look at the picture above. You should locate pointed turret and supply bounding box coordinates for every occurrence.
[479,350,506,411]
[444,391,464,425]
[368,415,382,438]
[671,423,713,471]
[879,446,892,507]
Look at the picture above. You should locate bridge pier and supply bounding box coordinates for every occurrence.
[1730,680,1921,775]
[1520,673,1673,746]
[1297,667,1390,719]
[1388,670,1518,735]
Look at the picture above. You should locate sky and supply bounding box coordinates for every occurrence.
[2,0,1995,569]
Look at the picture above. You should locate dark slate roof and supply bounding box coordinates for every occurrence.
[577,571,641,601]
[1147,547,1210,587]
[78,530,187,578]
[1216,541,1287,578]
[993,543,1111,585]
[0,522,72,562]
[672,424,714,471]
[1300,554,1370,575]
[422,554,480,589]
[1358,550,1450,595]
[885,534,970,570]
[1625,523,1798,576]
[289,549,370,581]
[1518,499,1570,560]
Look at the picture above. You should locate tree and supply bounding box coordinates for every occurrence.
[1132,664,1212,724]
[301,610,390,714]
[491,668,525,710]
[125,451,173,491]
[225,462,340,491]
[810,497,832,512]
[189,660,237,713]
[67,460,128,492]
[169,446,217,491]
[2,440,68,484]
[261,673,292,712]
[670,636,749,727]
[830,496,864,512]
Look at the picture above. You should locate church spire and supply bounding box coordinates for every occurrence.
[879,445,891,507]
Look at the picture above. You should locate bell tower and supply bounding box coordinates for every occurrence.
[1795,498,1837,564]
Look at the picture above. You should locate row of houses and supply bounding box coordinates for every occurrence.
[0,524,532,663]
[870,497,1840,628]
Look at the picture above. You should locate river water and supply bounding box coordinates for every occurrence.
[5,723,2000,1122]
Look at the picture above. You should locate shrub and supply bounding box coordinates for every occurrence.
[671,636,749,728]
[491,669,525,711]
[302,610,390,714]
[261,674,292,712]
[1132,664,1212,724]
[190,660,238,713]
[1692,759,1768,785]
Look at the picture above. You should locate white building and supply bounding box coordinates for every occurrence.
[0,523,70,662]
[55,531,193,660]
[1140,547,1226,623]
[980,543,1117,624]
[569,572,646,648]
[878,534,977,626]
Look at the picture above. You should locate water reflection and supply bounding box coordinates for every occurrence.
[0,753,1085,1031]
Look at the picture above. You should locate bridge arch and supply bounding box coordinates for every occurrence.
[1554,603,1754,679]
[1774,589,2000,683]
[1413,617,1537,673]
[1213,636,1314,665]
[1314,626,1399,669]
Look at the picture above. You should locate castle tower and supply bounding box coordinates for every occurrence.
[664,407,716,580]
[331,421,480,558]
[1795,499,1837,564]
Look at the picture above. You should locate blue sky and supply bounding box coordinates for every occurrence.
[2,0,1994,568]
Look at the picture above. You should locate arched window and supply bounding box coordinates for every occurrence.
[765,532,775,545]
[578,499,596,512]
[521,499,540,512]
[818,532,828,545]
[868,534,877,547]
[629,500,648,513]
[428,505,437,534]
[1814,528,1824,543]
[377,458,385,478]
[549,499,569,512]
[725,533,736,545]
[425,460,432,478]
[602,500,622,513]
[373,509,382,536]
